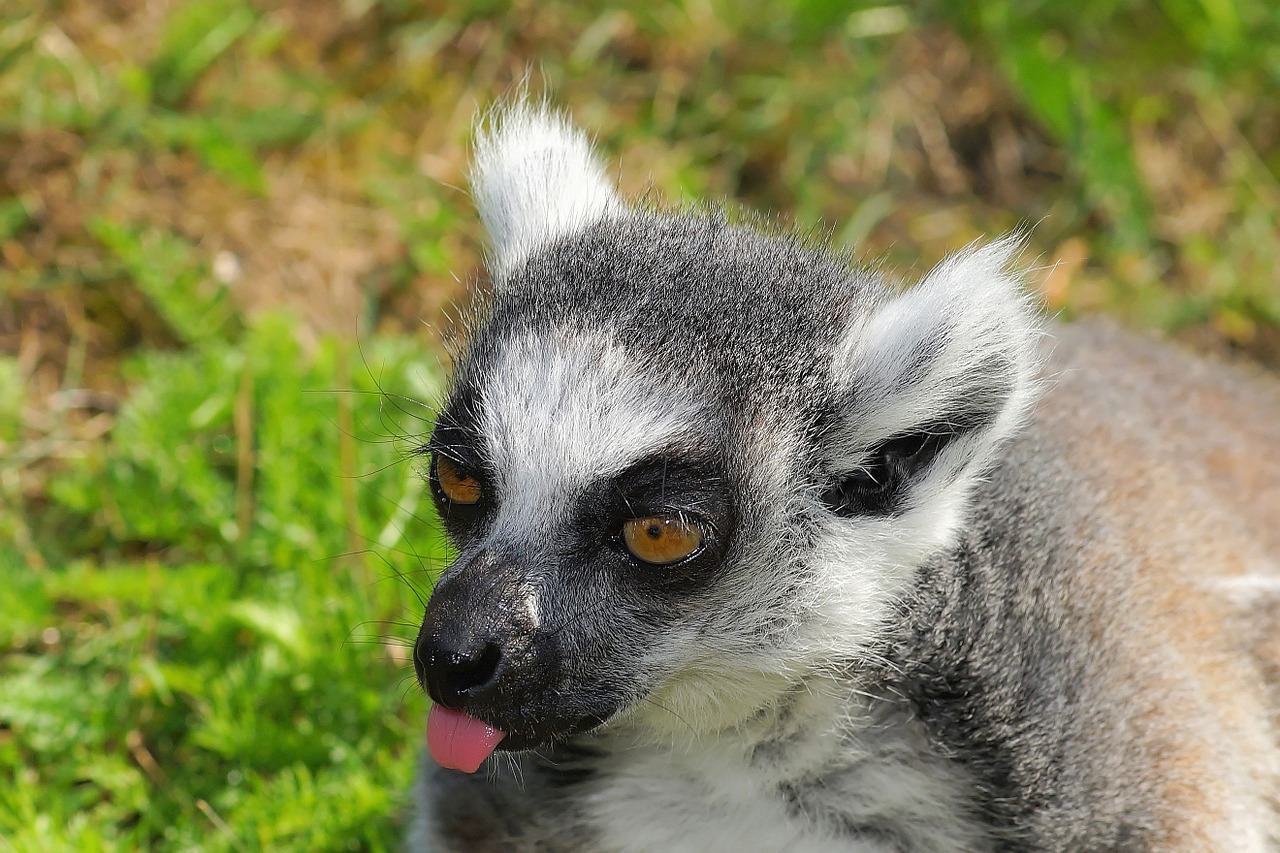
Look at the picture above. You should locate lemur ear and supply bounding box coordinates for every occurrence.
[823,237,1042,518]
[470,102,623,281]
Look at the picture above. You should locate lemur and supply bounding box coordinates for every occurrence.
[407,102,1280,851]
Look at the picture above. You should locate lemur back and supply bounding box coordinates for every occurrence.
[407,104,1280,851]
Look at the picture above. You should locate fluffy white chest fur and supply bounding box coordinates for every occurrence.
[585,747,883,853]
[582,692,990,853]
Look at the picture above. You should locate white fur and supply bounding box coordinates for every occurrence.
[591,680,992,853]
[479,330,701,541]
[622,424,819,737]
[617,413,977,740]
[768,238,1044,698]
[471,103,622,281]
[829,236,1042,545]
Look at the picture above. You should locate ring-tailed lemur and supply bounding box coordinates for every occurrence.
[407,103,1280,851]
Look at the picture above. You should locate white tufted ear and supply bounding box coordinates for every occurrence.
[470,102,623,281]
[823,236,1044,519]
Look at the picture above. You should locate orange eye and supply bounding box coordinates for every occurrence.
[622,515,704,565]
[435,456,482,505]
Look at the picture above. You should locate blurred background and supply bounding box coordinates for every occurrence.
[2,0,1278,849]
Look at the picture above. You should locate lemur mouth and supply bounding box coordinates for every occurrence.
[427,706,506,772]
[427,705,615,772]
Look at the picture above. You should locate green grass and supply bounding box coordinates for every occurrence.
[2,0,1278,849]
[2,312,444,850]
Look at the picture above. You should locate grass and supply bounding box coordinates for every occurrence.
[2,313,445,850]
[2,0,1278,849]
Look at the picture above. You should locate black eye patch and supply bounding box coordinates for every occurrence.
[602,451,732,528]
[545,451,733,592]
[422,408,493,536]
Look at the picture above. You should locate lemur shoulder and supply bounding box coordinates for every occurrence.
[406,103,1280,852]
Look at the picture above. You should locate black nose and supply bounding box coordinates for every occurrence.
[415,636,503,709]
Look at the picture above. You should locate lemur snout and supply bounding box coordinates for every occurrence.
[415,634,502,709]
[414,552,545,717]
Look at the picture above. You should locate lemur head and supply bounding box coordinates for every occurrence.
[414,103,1040,770]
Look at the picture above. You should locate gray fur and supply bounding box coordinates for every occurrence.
[407,104,1280,851]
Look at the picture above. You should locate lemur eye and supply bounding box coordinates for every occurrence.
[434,455,482,505]
[622,516,704,565]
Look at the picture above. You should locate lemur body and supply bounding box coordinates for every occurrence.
[408,105,1280,851]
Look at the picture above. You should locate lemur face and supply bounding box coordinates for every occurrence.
[413,105,1040,770]
[418,356,737,752]
[414,216,840,757]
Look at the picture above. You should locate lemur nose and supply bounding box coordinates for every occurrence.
[416,637,503,709]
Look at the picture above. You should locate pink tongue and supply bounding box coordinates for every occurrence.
[427,705,506,773]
